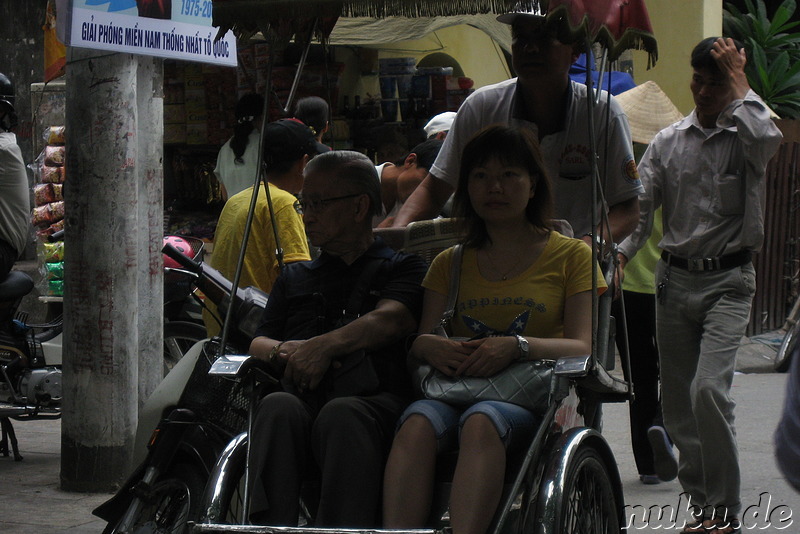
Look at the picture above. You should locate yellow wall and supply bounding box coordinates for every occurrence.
[631,0,723,114]
[334,23,511,121]
[378,24,512,89]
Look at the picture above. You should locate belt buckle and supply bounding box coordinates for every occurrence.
[688,257,721,272]
[687,258,704,271]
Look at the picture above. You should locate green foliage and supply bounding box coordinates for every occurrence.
[723,0,800,118]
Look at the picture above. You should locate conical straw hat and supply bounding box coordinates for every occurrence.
[616,80,684,144]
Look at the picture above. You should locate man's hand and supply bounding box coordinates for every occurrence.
[710,37,750,100]
[282,337,337,392]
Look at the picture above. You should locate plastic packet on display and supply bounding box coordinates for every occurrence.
[34,183,56,206]
[48,219,65,234]
[32,204,55,226]
[43,241,64,263]
[41,165,64,184]
[45,262,64,281]
[44,145,65,167]
[44,125,65,145]
[48,280,64,296]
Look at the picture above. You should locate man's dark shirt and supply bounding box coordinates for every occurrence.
[256,237,427,397]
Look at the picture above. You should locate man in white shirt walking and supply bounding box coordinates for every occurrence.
[619,37,782,534]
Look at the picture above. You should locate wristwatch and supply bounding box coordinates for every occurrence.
[515,335,529,361]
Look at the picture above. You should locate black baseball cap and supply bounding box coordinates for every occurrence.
[262,118,328,164]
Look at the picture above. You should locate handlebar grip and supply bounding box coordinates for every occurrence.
[162,242,202,273]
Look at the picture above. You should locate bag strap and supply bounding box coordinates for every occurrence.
[433,244,463,337]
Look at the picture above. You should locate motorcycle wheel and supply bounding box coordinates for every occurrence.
[163,321,207,376]
[105,463,206,534]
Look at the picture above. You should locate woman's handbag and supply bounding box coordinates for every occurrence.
[412,245,555,415]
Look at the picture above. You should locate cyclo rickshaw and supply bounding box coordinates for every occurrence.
[169,1,657,533]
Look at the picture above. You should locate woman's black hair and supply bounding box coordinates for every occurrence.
[293,96,330,138]
[452,124,553,248]
[230,93,265,163]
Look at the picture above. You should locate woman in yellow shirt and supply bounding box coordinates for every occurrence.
[383,125,604,534]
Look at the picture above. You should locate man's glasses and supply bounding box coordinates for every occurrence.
[295,193,362,214]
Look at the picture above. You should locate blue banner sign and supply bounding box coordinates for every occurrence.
[67,0,237,67]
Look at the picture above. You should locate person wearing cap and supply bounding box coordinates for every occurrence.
[247,150,427,527]
[0,72,29,279]
[618,38,782,534]
[423,111,456,140]
[214,93,265,201]
[390,8,643,247]
[373,138,443,228]
[203,118,324,336]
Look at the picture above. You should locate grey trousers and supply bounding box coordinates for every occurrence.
[654,259,755,520]
[247,390,406,527]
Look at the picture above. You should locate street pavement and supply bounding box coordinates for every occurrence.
[0,334,797,533]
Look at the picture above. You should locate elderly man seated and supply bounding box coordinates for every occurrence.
[247,150,428,527]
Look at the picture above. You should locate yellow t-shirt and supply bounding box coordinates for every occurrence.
[423,231,605,339]
[622,208,663,295]
[203,183,310,336]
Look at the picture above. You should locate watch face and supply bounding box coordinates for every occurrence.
[517,335,529,358]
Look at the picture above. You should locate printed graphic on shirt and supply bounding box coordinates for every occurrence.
[462,311,530,337]
[624,156,641,185]
[559,143,592,179]
[458,296,546,313]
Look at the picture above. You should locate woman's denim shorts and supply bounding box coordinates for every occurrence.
[397,399,540,453]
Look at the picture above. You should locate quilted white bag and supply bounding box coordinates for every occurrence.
[411,244,555,415]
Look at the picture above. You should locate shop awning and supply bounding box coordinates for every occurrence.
[211,0,656,64]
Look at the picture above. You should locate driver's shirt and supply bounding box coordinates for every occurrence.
[429,78,643,237]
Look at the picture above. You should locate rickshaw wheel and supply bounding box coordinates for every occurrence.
[559,445,619,533]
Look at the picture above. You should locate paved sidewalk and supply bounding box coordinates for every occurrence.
[0,419,109,533]
[0,333,788,533]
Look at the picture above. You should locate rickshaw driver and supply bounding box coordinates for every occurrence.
[247,150,427,527]
[389,8,643,245]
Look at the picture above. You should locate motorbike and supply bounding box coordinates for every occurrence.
[162,235,210,374]
[0,233,64,461]
[0,234,213,463]
[92,241,269,534]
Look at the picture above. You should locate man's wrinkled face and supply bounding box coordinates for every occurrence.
[300,170,361,249]
[511,17,578,80]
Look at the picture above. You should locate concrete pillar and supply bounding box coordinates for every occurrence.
[61,48,163,491]
[136,57,165,407]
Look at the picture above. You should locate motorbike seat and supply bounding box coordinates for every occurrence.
[0,271,35,302]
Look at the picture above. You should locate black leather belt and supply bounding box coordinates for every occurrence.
[661,250,752,272]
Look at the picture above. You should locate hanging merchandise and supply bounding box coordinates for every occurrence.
[30,125,66,296]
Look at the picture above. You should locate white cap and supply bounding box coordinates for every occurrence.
[423,112,457,138]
